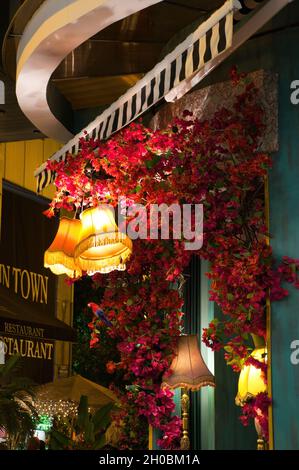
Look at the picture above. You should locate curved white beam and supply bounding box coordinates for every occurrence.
[16,0,163,142]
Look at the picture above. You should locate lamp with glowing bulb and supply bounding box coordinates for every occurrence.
[235,342,267,450]
[162,334,215,450]
[74,205,132,275]
[44,217,82,278]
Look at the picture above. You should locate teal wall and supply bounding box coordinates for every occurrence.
[196,1,299,449]
[185,259,256,450]
[200,260,215,450]
[214,303,257,450]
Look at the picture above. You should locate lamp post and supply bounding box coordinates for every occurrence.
[162,334,215,450]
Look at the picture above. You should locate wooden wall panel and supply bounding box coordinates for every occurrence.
[0,144,5,236]
[42,139,61,200]
[0,137,72,380]
[0,137,60,196]
[24,140,44,192]
[5,141,25,186]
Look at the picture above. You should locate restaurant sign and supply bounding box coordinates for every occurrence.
[0,264,48,304]
[0,182,59,382]
[0,322,54,360]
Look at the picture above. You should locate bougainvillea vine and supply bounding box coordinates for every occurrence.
[44,70,299,448]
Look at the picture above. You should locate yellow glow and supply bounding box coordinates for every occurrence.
[75,205,132,275]
[236,347,267,405]
[44,218,82,278]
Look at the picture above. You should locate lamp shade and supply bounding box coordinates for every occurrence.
[44,217,82,278]
[74,205,132,275]
[235,347,267,406]
[162,335,215,390]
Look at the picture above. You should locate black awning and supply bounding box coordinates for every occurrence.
[0,291,76,342]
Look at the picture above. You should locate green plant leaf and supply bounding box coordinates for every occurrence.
[93,434,106,450]
[50,429,71,450]
[92,402,115,433]
[77,395,89,432]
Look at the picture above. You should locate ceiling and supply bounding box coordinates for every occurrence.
[0,0,223,141]
[0,70,44,141]
[51,0,222,109]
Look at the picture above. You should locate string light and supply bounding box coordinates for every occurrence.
[35,399,78,418]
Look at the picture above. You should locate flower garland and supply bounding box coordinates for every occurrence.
[45,70,298,448]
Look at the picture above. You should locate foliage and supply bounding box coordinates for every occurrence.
[49,395,115,450]
[0,355,37,449]
[44,70,298,446]
[72,276,123,388]
[239,391,271,441]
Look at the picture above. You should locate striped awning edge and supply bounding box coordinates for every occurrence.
[35,0,241,193]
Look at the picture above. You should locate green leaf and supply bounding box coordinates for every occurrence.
[227,293,234,301]
[145,160,154,169]
[145,154,162,169]
[92,402,115,433]
[227,358,239,366]
[85,421,95,444]
[126,299,134,306]
[50,430,71,449]
[0,355,20,378]
[77,395,89,432]
[239,305,248,313]
[291,263,297,273]
[93,434,106,450]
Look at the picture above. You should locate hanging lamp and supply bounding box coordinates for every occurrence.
[235,346,267,406]
[44,217,82,278]
[74,205,132,275]
[235,346,267,450]
[162,335,215,450]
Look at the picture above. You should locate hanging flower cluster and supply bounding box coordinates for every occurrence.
[240,391,271,442]
[44,70,298,447]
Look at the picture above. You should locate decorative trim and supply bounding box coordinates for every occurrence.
[16,0,163,142]
[162,378,216,391]
[34,0,239,192]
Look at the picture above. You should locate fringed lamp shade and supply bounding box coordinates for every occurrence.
[235,347,267,406]
[162,335,215,390]
[44,218,82,278]
[74,205,132,275]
